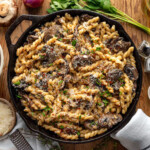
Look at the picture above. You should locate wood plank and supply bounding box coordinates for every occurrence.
[0,0,149,149]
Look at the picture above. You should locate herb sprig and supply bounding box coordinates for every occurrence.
[47,0,150,34]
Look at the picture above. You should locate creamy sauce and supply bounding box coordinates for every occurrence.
[0,101,15,136]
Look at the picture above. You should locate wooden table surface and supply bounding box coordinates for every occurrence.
[0,0,150,149]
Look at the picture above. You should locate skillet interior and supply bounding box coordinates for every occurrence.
[6,9,142,144]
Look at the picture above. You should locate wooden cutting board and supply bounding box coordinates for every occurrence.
[0,0,150,149]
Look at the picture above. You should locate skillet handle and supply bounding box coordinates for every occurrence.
[5,15,45,54]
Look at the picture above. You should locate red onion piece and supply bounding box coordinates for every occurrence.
[23,0,44,8]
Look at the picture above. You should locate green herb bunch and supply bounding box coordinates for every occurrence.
[47,0,150,35]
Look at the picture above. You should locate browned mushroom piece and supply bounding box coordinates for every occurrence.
[73,26,81,51]
[98,114,123,128]
[40,45,57,67]
[80,14,93,23]
[57,60,69,76]
[59,74,72,90]
[27,35,39,44]
[0,0,18,26]
[107,69,123,82]
[43,25,64,42]
[35,78,48,91]
[72,55,94,70]
[124,64,139,81]
[63,127,77,135]
[105,37,131,53]
[84,121,98,130]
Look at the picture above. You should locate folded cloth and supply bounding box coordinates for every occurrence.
[0,114,60,150]
[111,109,150,150]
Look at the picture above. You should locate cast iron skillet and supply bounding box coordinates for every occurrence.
[5,9,142,144]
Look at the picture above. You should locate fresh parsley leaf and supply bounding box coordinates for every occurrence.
[72,40,77,46]
[42,112,46,116]
[90,121,95,125]
[35,78,37,83]
[14,81,21,85]
[79,115,81,120]
[60,125,64,129]
[16,95,22,98]
[96,47,101,51]
[97,102,102,106]
[39,55,45,59]
[77,131,80,136]
[63,90,67,94]
[49,63,53,66]
[102,99,109,106]
[59,38,63,41]
[59,80,63,84]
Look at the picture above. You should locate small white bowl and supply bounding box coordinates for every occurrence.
[0,45,4,76]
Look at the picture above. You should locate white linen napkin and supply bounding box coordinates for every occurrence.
[0,114,60,150]
[111,109,150,150]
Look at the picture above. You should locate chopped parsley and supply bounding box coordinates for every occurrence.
[97,103,102,106]
[119,92,122,95]
[59,38,62,41]
[14,81,21,85]
[59,80,63,84]
[99,74,104,80]
[79,115,81,120]
[96,47,101,51]
[44,106,52,111]
[121,84,125,87]
[60,125,64,129]
[90,121,95,125]
[16,95,22,98]
[35,78,37,83]
[86,86,89,89]
[96,79,101,86]
[32,112,34,116]
[39,55,45,59]
[42,112,46,116]
[119,78,124,83]
[63,90,67,94]
[102,99,109,106]
[49,63,53,66]
[77,131,80,136]
[58,114,60,119]
[100,90,112,97]
[91,50,95,53]
[72,40,77,46]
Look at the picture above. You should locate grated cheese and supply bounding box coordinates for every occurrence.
[0,101,15,136]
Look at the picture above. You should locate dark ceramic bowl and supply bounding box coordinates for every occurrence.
[5,9,142,144]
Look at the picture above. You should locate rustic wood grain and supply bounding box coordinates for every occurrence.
[0,0,150,149]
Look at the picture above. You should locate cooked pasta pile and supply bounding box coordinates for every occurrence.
[12,13,139,140]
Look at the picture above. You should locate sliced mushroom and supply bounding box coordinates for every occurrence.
[59,74,72,90]
[84,120,98,130]
[63,127,77,135]
[84,32,93,46]
[124,64,139,80]
[58,60,69,76]
[43,25,64,42]
[27,35,38,44]
[35,78,48,91]
[72,55,94,70]
[107,69,123,82]
[80,14,93,23]
[72,25,81,51]
[40,45,56,67]
[98,114,122,128]
[105,37,131,53]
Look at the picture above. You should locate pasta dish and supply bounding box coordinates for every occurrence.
[12,13,139,140]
